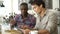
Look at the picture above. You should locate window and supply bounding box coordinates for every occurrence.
[18,0,32,10]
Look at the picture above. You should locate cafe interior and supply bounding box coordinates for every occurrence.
[0,0,60,34]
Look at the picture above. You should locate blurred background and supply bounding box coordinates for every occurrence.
[0,0,60,34]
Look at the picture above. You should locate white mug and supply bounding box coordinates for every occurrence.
[29,30,38,34]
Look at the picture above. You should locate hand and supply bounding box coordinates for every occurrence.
[19,29,31,34]
[24,29,31,34]
[23,25,29,29]
[10,19,16,25]
[20,25,29,29]
[20,25,24,29]
[38,29,50,34]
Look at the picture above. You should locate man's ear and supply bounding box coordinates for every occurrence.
[39,4,43,8]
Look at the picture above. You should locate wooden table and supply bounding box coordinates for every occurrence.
[1,30,22,34]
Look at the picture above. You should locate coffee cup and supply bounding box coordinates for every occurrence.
[29,30,38,34]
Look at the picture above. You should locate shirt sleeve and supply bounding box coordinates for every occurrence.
[34,16,40,30]
[30,17,36,28]
[46,13,58,33]
[13,15,19,27]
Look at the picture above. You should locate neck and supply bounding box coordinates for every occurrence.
[22,13,28,18]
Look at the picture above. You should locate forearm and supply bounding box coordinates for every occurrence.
[38,29,50,34]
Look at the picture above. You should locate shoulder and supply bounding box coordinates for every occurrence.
[28,14,36,19]
[28,14,35,17]
[14,14,21,18]
[46,9,57,17]
[46,9,58,21]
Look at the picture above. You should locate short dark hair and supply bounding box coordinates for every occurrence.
[20,3,28,8]
[29,0,45,8]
